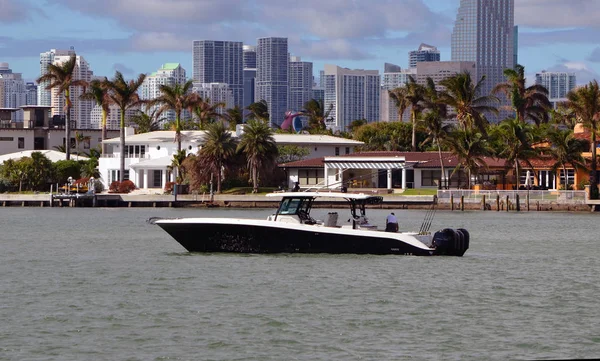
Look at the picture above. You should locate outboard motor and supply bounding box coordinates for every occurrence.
[432,228,469,256]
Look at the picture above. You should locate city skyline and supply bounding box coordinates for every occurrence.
[1,0,598,85]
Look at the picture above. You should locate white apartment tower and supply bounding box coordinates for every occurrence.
[323,64,380,132]
[0,62,27,122]
[193,40,243,108]
[38,48,76,107]
[451,0,515,121]
[380,66,416,122]
[256,37,289,127]
[192,82,234,116]
[535,71,576,107]
[288,56,313,113]
[50,54,93,129]
[139,63,187,127]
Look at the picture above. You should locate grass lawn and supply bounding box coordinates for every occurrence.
[398,189,438,196]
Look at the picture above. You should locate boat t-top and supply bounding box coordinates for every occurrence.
[151,192,469,256]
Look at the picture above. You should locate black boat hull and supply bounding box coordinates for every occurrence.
[156,221,437,256]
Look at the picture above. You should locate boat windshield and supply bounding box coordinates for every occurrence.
[277,197,313,216]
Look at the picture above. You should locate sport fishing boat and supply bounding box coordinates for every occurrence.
[150,192,469,256]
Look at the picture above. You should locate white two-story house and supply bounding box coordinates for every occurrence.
[99,127,363,191]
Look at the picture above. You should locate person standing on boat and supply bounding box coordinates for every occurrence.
[385,212,399,232]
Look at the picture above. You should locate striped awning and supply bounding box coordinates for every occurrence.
[325,161,406,169]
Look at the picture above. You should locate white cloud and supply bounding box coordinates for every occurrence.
[516,0,600,28]
[0,0,30,22]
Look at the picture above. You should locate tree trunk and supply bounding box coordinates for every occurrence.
[101,108,108,154]
[217,160,222,194]
[252,162,258,193]
[515,159,520,189]
[437,139,446,189]
[65,91,71,160]
[120,109,126,182]
[411,110,417,152]
[591,130,598,199]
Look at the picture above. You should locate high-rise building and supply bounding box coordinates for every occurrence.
[409,44,440,69]
[0,62,26,122]
[50,54,93,128]
[243,69,256,115]
[323,64,380,132]
[451,0,515,121]
[192,82,234,116]
[38,48,76,106]
[288,56,313,113]
[243,45,257,69]
[139,63,187,127]
[416,61,477,90]
[25,82,37,106]
[380,67,417,122]
[256,37,288,127]
[535,71,576,108]
[193,40,243,108]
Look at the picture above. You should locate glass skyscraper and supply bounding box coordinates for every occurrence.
[451,0,515,120]
[256,37,288,127]
[192,40,243,108]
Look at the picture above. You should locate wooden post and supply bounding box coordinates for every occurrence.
[496,195,500,211]
[526,193,530,212]
[460,196,464,211]
[450,194,454,211]
[506,195,510,212]
[516,194,521,211]
[482,195,486,211]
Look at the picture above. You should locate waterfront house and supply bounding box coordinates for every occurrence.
[0,106,120,155]
[279,151,586,192]
[98,127,363,191]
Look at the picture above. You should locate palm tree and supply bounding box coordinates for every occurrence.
[198,122,237,193]
[302,99,332,132]
[36,54,87,160]
[565,80,600,198]
[493,64,551,125]
[237,119,278,193]
[104,71,146,182]
[545,128,589,189]
[169,150,188,184]
[246,100,269,123]
[224,105,244,131]
[148,80,201,152]
[439,72,499,133]
[80,78,110,154]
[421,77,452,188]
[495,117,539,188]
[194,98,225,129]
[129,109,163,133]
[388,86,410,123]
[74,131,91,160]
[445,129,493,188]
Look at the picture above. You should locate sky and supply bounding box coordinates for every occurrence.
[1,0,600,85]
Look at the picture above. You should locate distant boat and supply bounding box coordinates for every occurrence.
[151,192,469,256]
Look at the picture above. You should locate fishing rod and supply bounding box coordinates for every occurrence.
[419,195,438,234]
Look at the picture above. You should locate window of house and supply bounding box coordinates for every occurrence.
[0,137,14,141]
[18,137,24,149]
[298,169,324,186]
[421,170,441,187]
[84,138,90,149]
[345,147,350,155]
[153,170,162,187]
[335,147,340,156]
